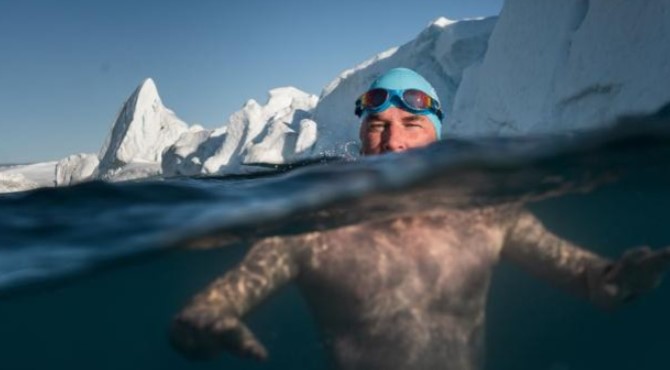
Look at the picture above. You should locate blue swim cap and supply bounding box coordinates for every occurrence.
[363,67,442,139]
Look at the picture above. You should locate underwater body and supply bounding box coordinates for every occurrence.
[1,111,670,370]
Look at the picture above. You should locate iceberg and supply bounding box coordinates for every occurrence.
[96,78,189,179]
[198,87,318,174]
[448,0,670,136]
[160,86,319,177]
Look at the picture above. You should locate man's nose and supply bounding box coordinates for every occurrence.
[382,126,407,152]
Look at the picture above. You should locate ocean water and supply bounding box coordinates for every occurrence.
[1,110,670,370]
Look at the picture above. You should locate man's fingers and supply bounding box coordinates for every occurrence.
[170,315,222,360]
[621,246,652,263]
[605,247,651,279]
[215,319,268,361]
[659,246,670,262]
[641,247,670,271]
[620,246,670,271]
[170,313,267,361]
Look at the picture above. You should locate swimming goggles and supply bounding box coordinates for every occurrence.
[355,88,444,120]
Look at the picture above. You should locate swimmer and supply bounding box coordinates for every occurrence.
[169,68,670,370]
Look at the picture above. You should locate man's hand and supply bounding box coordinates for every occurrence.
[594,246,670,304]
[170,306,268,361]
[168,237,302,362]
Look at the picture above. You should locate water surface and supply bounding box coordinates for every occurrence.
[1,111,669,369]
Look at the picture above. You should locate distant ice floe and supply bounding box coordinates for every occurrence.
[4,0,670,193]
[0,162,57,192]
[0,172,42,193]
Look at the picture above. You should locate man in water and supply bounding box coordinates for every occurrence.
[169,68,670,370]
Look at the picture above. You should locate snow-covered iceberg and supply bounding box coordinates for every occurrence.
[448,0,670,136]
[95,78,189,180]
[161,87,319,177]
[4,0,670,194]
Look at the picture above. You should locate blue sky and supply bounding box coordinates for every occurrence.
[0,0,502,163]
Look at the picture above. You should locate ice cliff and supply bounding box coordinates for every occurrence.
[3,0,670,193]
[448,0,670,136]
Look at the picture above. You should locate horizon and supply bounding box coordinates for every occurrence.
[0,0,503,164]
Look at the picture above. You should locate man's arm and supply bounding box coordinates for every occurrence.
[170,236,301,361]
[502,210,670,309]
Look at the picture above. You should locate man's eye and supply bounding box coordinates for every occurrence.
[368,123,385,132]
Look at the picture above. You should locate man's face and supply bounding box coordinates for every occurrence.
[359,107,438,155]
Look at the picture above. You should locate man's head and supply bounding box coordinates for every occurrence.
[356,68,443,155]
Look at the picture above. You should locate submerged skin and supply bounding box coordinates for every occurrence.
[171,108,670,369]
[171,207,669,369]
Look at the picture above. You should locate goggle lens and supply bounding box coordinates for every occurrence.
[402,89,435,110]
[360,88,389,109]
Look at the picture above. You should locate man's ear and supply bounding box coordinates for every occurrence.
[358,123,367,155]
[358,120,367,139]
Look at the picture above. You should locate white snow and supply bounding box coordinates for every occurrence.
[6,0,670,193]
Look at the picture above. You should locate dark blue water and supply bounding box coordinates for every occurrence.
[1,108,670,369]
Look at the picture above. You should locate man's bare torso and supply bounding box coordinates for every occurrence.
[285,208,509,369]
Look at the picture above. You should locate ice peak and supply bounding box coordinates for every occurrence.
[97,77,188,175]
[243,99,261,110]
[431,17,457,28]
[268,86,308,99]
[132,78,160,104]
[140,77,156,89]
